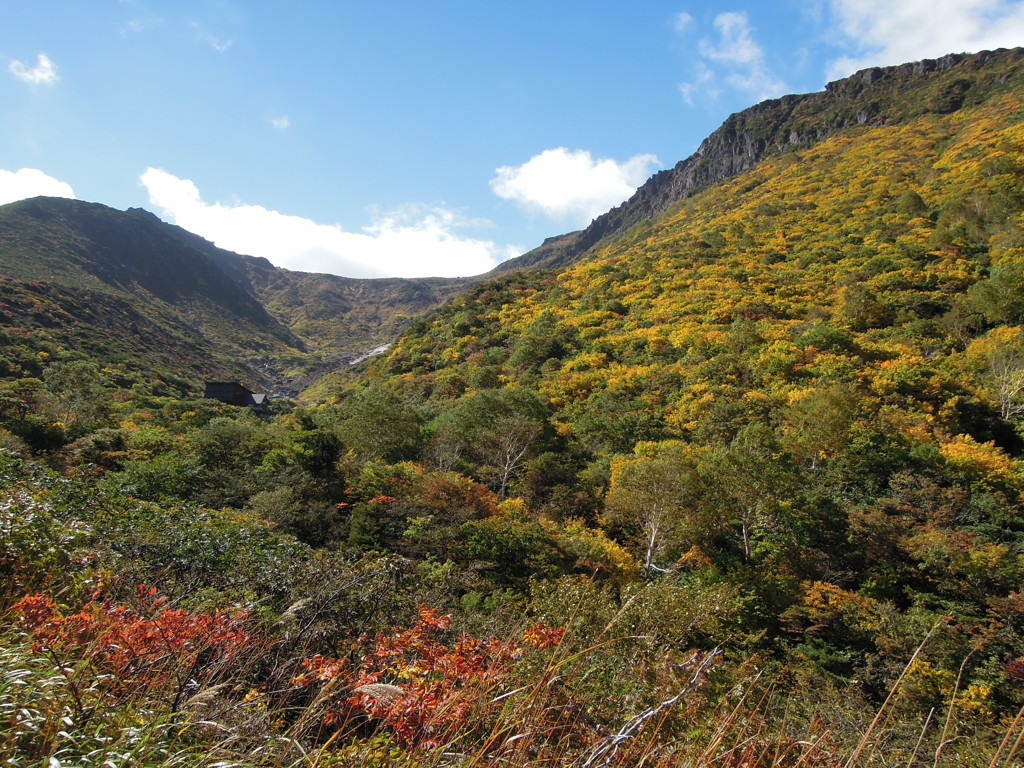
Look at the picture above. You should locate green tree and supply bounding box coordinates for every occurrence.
[708,423,799,563]
[332,385,423,462]
[968,326,1024,419]
[965,259,1024,326]
[781,385,860,470]
[114,451,205,502]
[569,389,665,454]
[427,388,551,497]
[604,445,702,574]
[43,360,108,425]
[508,310,578,370]
[474,413,542,499]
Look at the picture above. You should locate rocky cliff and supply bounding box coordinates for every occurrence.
[494,47,1024,274]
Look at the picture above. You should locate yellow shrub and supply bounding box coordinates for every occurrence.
[940,434,1022,490]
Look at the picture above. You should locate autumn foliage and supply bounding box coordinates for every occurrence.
[6,50,1024,768]
[292,604,564,749]
[12,586,252,694]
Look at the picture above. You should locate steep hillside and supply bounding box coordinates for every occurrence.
[0,198,308,389]
[0,198,469,392]
[145,208,473,366]
[314,58,1024,716]
[235,260,470,366]
[378,86,1024,448]
[494,47,1024,273]
[4,50,1023,396]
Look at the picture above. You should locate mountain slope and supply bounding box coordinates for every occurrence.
[5,48,1024,759]
[0,198,471,391]
[493,47,1024,274]
[3,48,1023,396]
[230,260,471,366]
[359,50,1024,498]
[0,198,301,387]
[317,54,1024,716]
[379,83,1024,416]
[142,207,474,366]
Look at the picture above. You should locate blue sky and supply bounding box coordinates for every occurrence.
[3,1,1024,278]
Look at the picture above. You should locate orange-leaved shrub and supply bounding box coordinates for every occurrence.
[12,585,253,694]
[292,604,564,749]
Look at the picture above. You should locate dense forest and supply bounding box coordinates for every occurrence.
[5,50,1024,766]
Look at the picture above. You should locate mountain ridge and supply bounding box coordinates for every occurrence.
[2,48,1023,394]
[5,49,1024,759]
[0,196,472,392]
[495,47,1024,273]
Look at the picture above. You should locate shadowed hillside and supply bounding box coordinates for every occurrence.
[0,197,470,392]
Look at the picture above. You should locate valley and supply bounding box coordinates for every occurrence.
[3,48,1024,767]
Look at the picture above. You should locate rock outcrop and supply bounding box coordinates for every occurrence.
[493,48,1024,274]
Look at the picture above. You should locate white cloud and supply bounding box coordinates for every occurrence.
[700,11,763,65]
[673,11,694,33]
[490,148,660,224]
[9,53,59,85]
[114,0,163,37]
[679,61,716,105]
[725,66,789,100]
[826,0,1024,79]
[677,11,787,103]
[139,168,516,279]
[117,14,161,37]
[270,116,290,131]
[0,168,75,205]
[191,22,233,52]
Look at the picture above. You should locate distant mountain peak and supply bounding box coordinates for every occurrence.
[0,196,470,392]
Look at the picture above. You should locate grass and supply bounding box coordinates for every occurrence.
[3,594,1022,768]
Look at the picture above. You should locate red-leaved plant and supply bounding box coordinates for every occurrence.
[12,585,252,696]
[292,604,564,749]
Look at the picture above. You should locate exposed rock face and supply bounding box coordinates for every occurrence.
[493,47,1024,274]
